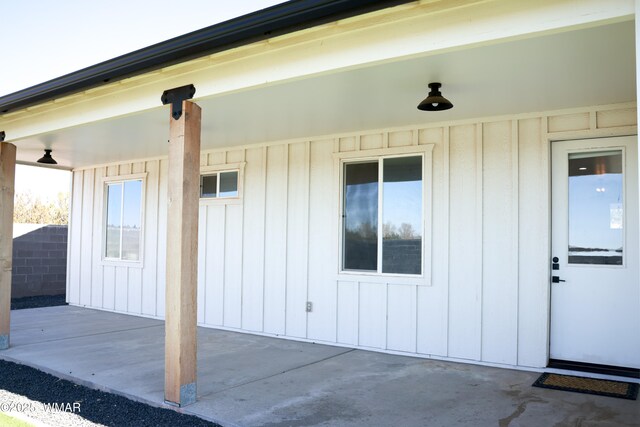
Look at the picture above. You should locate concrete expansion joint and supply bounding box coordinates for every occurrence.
[13,324,162,348]
[201,348,357,399]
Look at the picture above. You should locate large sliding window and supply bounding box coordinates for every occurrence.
[343,155,423,275]
[104,179,144,262]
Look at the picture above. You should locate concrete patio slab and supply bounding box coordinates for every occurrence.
[1,306,638,426]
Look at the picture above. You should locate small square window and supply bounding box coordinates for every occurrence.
[200,171,238,199]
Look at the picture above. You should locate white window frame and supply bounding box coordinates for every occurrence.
[101,173,147,267]
[335,144,433,286]
[199,162,245,206]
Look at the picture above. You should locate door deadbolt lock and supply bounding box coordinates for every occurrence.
[552,276,566,283]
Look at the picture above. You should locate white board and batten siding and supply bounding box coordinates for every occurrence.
[67,104,637,370]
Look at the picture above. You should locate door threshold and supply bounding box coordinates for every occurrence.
[548,359,640,379]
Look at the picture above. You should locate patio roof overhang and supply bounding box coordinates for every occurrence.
[0,0,635,170]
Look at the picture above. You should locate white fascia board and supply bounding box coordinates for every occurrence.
[1,0,633,142]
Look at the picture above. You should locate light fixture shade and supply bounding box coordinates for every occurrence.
[37,149,57,165]
[417,82,453,111]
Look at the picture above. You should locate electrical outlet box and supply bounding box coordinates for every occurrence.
[306,302,313,312]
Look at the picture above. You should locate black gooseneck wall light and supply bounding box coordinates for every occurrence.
[417,82,453,111]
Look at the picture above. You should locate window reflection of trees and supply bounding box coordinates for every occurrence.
[383,222,418,240]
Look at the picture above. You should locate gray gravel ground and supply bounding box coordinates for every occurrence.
[5,297,219,426]
[11,295,67,310]
[0,360,219,426]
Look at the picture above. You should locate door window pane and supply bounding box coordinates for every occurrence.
[382,156,422,274]
[343,162,378,271]
[105,183,122,259]
[568,151,623,265]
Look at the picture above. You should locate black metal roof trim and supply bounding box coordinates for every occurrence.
[0,0,413,115]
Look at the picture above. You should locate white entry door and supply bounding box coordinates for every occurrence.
[550,136,639,369]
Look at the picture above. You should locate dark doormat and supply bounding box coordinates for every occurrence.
[533,373,638,400]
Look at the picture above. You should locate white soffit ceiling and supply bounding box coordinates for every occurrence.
[14,20,636,169]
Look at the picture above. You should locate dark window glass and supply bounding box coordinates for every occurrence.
[201,174,217,198]
[343,162,378,271]
[220,171,238,197]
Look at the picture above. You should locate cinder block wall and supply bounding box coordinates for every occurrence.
[12,225,68,298]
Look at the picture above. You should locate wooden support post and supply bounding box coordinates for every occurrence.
[165,100,201,406]
[0,142,16,350]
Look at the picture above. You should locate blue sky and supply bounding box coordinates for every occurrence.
[1,1,284,96]
[3,1,283,198]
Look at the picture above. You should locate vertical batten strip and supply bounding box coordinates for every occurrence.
[589,111,597,130]
[139,163,147,313]
[76,172,84,305]
[221,205,227,324]
[412,129,419,146]
[283,145,290,333]
[237,147,249,329]
[357,281,361,346]
[201,205,208,324]
[101,167,107,308]
[384,284,389,349]
[304,140,311,338]
[383,283,389,350]
[443,126,451,356]
[335,280,339,341]
[260,146,268,332]
[475,123,484,359]
[541,115,551,363]
[88,170,96,306]
[154,160,161,316]
[65,170,74,305]
[511,120,520,364]
[112,269,116,309]
[414,284,419,353]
